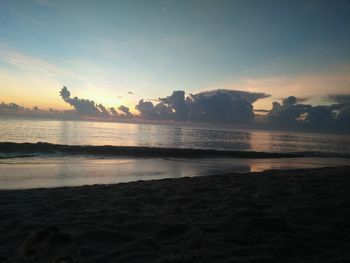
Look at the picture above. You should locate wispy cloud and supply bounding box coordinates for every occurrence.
[0,44,86,81]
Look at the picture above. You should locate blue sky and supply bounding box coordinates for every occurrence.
[0,0,349,110]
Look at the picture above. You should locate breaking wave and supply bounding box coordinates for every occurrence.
[1,142,349,159]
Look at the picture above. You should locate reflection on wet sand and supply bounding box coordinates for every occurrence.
[0,157,348,190]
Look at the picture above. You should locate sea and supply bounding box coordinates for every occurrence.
[1,118,349,189]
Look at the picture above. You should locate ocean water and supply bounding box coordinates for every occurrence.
[1,118,350,154]
[1,118,350,189]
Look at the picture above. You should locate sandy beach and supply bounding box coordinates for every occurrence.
[1,166,350,262]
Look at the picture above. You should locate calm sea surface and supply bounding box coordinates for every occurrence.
[1,118,350,154]
[1,118,350,189]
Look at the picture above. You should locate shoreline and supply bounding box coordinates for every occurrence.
[1,166,350,262]
[1,156,349,190]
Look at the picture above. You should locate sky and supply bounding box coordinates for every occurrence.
[0,0,350,112]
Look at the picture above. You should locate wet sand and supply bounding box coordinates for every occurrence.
[1,156,349,190]
[1,166,350,262]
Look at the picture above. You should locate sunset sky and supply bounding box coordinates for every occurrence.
[1,0,350,111]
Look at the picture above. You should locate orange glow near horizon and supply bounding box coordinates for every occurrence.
[1,63,350,113]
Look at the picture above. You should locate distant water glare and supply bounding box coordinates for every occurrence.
[1,118,350,154]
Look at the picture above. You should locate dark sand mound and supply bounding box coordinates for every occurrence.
[1,167,350,262]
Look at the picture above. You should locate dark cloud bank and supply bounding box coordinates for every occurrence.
[1,87,349,133]
[267,95,350,132]
[137,89,269,123]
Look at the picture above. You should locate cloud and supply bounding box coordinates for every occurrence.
[280,96,309,105]
[154,102,173,120]
[136,89,270,124]
[60,86,117,117]
[192,89,270,104]
[3,86,350,132]
[282,96,298,106]
[57,87,137,119]
[0,45,84,81]
[60,87,101,116]
[38,87,135,119]
[327,94,350,104]
[109,107,118,116]
[159,90,188,121]
[0,102,25,112]
[118,105,133,118]
[213,68,350,110]
[187,90,270,123]
[0,101,60,119]
[97,104,110,117]
[267,96,310,125]
[306,105,335,126]
[135,100,156,119]
[338,105,350,125]
[266,94,350,131]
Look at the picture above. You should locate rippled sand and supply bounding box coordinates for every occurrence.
[1,166,350,262]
